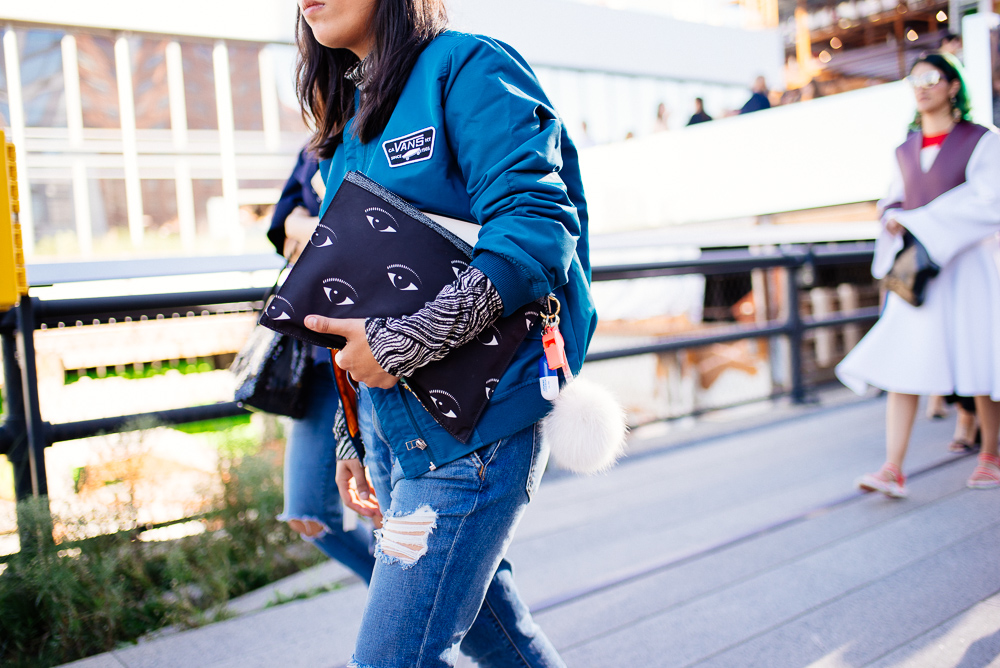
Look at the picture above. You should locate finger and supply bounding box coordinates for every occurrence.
[347,488,380,517]
[305,315,347,336]
[335,461,372,516]
[363,467,379,506]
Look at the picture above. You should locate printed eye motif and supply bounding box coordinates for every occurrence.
[485,378,499,400]
[429,390,461,419]
[524,311,540,331]
[365,207,398,233]
[451,260,469,279]
[477,325,501,347]
[266,296,295,321]
[310,224,337,248]
[322,278,358,306]
[387,264,422,291]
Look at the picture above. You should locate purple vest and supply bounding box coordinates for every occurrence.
[893,121,989,210]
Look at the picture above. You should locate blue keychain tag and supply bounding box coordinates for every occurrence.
[538,357,560,401]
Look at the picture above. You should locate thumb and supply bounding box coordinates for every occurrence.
[305,315,347,335]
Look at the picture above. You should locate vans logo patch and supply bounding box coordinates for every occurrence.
[383,127,435,167]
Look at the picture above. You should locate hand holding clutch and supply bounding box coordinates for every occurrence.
[304,315,399,389]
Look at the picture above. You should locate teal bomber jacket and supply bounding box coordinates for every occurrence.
[318,31,597,478]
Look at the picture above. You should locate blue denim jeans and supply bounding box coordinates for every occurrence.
[354,387,564,668]
[280,362,376,584]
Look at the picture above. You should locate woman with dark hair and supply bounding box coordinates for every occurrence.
[293,1,595,665]
[837,53,1000,497]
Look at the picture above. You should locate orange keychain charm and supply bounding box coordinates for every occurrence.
[541,295,574,382]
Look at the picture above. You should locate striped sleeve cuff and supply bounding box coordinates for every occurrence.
[366,267,504,378]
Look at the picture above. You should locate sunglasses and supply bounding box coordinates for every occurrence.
[907,70,943,89]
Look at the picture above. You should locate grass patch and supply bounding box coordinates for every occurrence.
[171,414,253,435]
[65,359,219,385]
[0,443,323,668]
[264,581,344,609]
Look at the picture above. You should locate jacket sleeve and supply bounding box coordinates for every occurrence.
[441,36,581,316]
[894,131,1000,268]
[872,158,906,279]
[267,149,322,254]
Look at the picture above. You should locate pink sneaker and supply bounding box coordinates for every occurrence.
[856,463,907,499]
[967,454,1000,490]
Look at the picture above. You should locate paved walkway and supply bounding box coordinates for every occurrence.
[63,391,1000,668]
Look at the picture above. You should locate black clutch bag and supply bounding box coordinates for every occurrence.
[230,324,313,419]
[882,231,940,307]
[258,171,542,442]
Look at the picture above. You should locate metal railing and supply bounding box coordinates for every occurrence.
[0,244,878,545]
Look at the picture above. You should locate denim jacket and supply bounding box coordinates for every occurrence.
[318,31,597,478]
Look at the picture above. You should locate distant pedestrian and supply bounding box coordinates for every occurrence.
[836,53,1000,497]
[653,102,670,132]
[740,76,771,114]
[940,32,962,60]
[266,147,378,584]
[687,97,712,125]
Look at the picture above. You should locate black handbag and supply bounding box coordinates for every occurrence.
[230,268,313,419]
[882,231,940,307]
[258,171,542,443]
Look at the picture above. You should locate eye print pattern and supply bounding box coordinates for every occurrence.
[451,260,469,279]
[485,378,500,400]
[266,296,295,321]
[365,207,399,233]
[322,278,359,306]
[477,325,502,347]
[387,264,422,291]
[429,390,462,419]
[310,224,338,247]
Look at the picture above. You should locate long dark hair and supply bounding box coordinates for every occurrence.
[295,1,448,159]
[909,52,972,130]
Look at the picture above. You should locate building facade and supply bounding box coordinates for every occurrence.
[1,0,783,260]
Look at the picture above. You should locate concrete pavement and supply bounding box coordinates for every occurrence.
[61,391,1000,668]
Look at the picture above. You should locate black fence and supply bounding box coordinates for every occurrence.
[0,244,879,546]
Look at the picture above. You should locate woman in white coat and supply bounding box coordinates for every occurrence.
[836,53,1000,497]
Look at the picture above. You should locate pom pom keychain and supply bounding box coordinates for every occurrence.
[538,295,627,475]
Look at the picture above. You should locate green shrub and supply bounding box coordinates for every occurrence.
[0,451,324,668]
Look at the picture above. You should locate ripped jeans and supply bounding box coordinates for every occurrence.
[353,387,565,668]
[280,361,376,584]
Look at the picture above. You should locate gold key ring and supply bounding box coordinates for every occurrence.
[546,294,561,318]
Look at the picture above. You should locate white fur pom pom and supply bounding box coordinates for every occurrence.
[542,376,628,475]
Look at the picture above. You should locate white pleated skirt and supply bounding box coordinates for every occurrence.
[836,240,1000,401]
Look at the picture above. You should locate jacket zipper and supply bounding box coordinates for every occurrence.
[397,380,438,471]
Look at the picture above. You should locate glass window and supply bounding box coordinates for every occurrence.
[77,34,120,129]
[18,28,67,128]
[229,43,264,131]
[181,42,218,131]
[89,178,128,239]
[130,37,171,130]
[0,33,9,127]
[192,179,223,235]
[141,179,179,239]
[31,180,76,253]
[264,44,307,133]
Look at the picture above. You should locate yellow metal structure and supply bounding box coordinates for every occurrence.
[0,129,26,311]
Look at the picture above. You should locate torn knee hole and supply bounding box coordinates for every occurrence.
[377,505,437,566]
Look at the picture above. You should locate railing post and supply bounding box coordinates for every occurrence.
[1,327,31,500]
[786,262,806,404]
[14,297,49,498]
